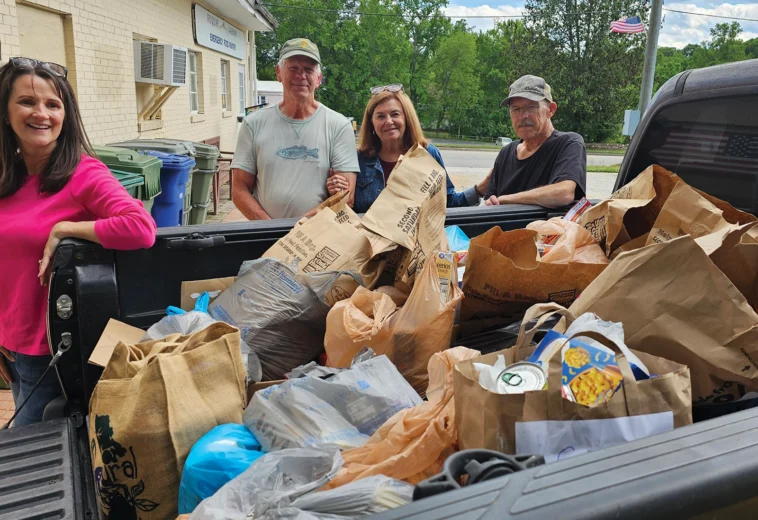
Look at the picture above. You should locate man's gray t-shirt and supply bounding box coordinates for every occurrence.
[231,104,359,219]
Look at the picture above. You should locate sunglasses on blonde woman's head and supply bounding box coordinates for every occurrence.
[9,57,68,79]
[370,84,404,96]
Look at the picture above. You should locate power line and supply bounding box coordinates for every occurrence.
[663,8,758,23]
[262,2,758,24]
[261,3,616,18]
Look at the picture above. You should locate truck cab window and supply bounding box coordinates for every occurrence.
[630,95,758,213]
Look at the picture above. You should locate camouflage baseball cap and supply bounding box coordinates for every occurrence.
[500,75,553,107]
[279,38,321,65]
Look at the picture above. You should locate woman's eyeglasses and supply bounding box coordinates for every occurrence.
[9,57,68,79]
[370,84,404,96]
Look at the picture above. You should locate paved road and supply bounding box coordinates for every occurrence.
[441,148,622,200]
[440,148,623,168]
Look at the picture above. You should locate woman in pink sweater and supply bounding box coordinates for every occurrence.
[0,58,156,427]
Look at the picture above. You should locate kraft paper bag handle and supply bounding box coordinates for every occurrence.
[514,303,576,359]
[545,330,642,419]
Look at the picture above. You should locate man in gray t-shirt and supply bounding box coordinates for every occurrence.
[231,38,359,220]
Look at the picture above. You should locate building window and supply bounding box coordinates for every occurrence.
[238,64,246,116]
[189,52,200,113]
[221,60,230,111]
[257,95,267,105]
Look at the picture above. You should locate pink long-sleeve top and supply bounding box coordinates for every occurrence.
[0,154,156,356]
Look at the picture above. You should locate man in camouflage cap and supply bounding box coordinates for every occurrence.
[484,74,587,208]
[231,38,359,220]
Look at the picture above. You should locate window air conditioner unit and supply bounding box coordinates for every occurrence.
[133,41,188,87]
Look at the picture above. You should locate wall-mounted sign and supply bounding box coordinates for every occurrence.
[193,4,245,60]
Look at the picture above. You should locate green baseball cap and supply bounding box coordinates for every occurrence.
[279,38,321,65]
[501,75,553,107]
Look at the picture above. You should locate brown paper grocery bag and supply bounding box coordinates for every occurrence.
[582,165,755,256]
[459,227,606,333]
[89,323,246,520]
[264,201,388,304]
[569,235,758,406]
[325,252,463,395]
[361,144,448,292]
[454,304,691,454]
[704,223,758,310]
[645,182,733,246]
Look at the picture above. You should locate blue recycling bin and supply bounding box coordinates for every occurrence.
[141,151,196,227]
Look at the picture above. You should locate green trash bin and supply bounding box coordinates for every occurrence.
[107,139,196,157]
[184,170,193,220]
[93,145,162,209]
[107,139,220,205]
[189,197,210,225]
[110,169,145,198]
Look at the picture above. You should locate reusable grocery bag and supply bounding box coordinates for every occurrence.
[569,235,758,406]
[89,323,247,520]
[460,227,607,333]
[324,250,464,395]
[325,347,481,488]
[454,303,692,456]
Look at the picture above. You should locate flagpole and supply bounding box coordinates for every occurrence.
[639,0,664,116]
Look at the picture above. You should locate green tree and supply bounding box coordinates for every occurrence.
[255,0,412,119]
[396,0,452,106]
[745,37,758,58]
[470,20,534,138]
[653,47,687,92]
[523,0,649,142]
[428,25,481,136]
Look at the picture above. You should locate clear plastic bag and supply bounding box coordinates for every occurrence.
[209,258,361,380]
[142,310,217,342]
[178,424,264,514]
[243,355,422,451]
[189,447,343,520]
[262,476,414,519]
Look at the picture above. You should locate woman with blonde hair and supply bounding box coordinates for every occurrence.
[327,84,489,213]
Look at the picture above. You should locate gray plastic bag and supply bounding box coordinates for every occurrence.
[189,446,343,520]
[244,355,422,451]
[209,258,360,380]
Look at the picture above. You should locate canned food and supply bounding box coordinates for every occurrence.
[497,362,547,394]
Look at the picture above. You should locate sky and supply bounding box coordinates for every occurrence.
[443,1,758,48]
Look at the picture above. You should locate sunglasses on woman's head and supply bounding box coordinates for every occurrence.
[370,84,404,96]
[9,57,68,79]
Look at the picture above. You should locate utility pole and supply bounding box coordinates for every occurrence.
[638,0,664,115]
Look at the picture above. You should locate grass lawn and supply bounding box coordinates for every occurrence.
[587,164,621,173]
[586,149,626,156]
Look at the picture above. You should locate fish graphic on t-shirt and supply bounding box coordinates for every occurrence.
[276,146,319,160]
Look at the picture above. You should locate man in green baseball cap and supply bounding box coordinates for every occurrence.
[483,74,587,209]
[231,38,359,221]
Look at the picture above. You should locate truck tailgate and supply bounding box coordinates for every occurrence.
[0,416,98,520]
[371,405,758,519]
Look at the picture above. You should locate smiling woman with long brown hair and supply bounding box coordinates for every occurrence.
[326,84,491,213]
[0,58,156,427]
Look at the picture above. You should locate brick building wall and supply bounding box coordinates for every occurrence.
[0,0,258,150]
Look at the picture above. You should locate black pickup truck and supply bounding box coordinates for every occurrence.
[2,59,758,520]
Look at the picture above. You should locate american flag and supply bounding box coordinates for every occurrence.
[649,125,758,208]
[611,16,645,34]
